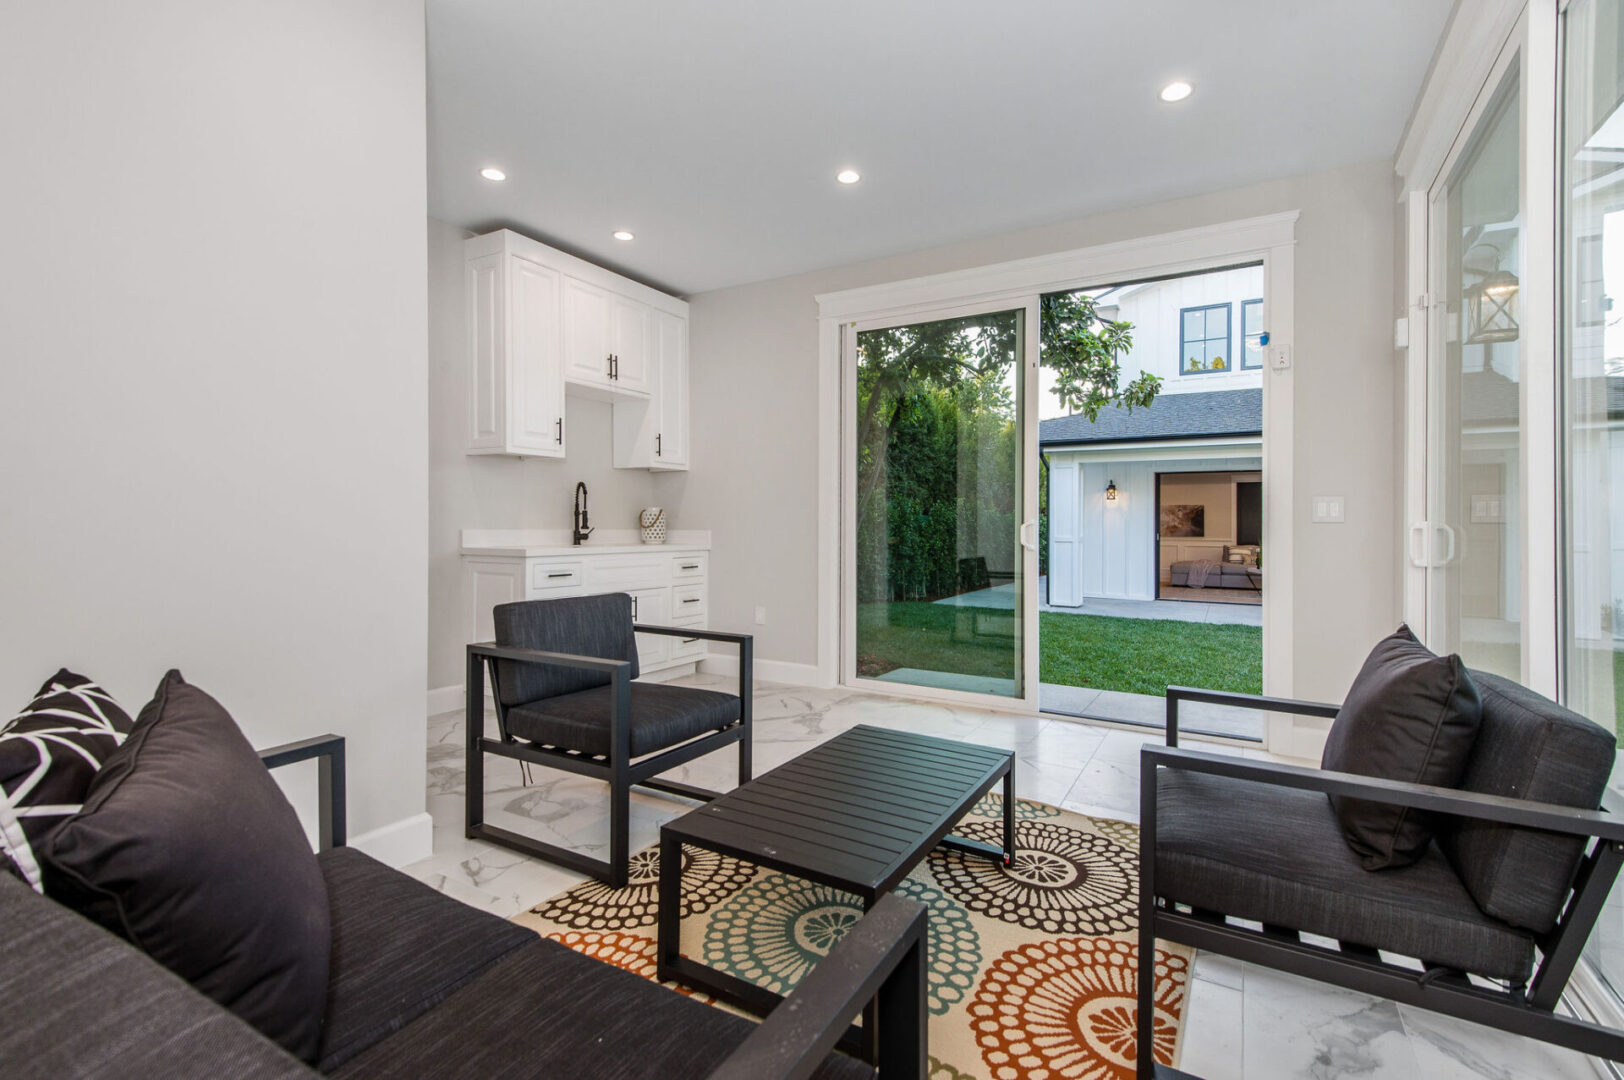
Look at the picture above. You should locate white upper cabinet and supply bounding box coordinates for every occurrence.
[653,310,689,468]
[465,244,565,458]
[612,308,690,471]
[466,229,687,459]
[609,295,653,395]
[563,275,614,389]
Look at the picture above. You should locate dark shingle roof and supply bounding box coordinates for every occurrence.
[1039,388,1262,446]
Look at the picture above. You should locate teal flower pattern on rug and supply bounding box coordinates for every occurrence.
[702,872,981,1014]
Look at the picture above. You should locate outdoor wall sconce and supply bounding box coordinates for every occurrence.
[1106,480,1118,502]
[1464,243,1520,345]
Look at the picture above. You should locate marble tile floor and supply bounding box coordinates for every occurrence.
[403,676,1606,1080]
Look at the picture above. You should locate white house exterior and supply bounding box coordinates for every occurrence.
[1043,266,1266,606]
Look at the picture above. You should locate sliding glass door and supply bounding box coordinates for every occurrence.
[1426,57,1526,681]
[847,307,1029,699]
[1563,0,1624,1018]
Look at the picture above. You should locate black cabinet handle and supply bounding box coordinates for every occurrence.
[555,417,562,444]
[547,572,572,579]
[681,638,699,645]
[681,564,699,570]
[682,597,700,604]
[656,433,662,457]
[631,596,638,619]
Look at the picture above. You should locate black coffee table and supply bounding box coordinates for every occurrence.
[655,724,1014,1052]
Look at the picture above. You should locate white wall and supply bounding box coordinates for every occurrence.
[427,218,661,691]
[0,2,430,861]
[1104,265,1267,396]
[672,159,1398,704]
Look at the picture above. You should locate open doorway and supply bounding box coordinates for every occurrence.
[1155,470,1262,605]
[1037,263,1265,739]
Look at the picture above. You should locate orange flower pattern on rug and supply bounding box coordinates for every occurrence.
[970,937,1187,1080]
[515,799,1193,1079]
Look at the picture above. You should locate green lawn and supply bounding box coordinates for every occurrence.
[856,601,1262,697]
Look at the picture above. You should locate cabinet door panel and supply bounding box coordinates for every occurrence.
[630,588,670,667]
[655,311,688,466]
[466,254,504,450]
[508,256,564,455]
[564,276,612,385]
[610,295,652,394]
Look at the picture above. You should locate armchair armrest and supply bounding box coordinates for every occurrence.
[1141,745,1624,843]
[1164,685,1341,746]
[258,734,346,851]
[708,893,928,1080]
[632,625,753,646]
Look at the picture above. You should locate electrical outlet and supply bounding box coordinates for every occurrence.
[754,606,767,625]
[1312,496,1345,523]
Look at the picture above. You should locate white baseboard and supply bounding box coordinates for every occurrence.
[426,684,465,716]
[350,811,433,868]
[700,655,829,687]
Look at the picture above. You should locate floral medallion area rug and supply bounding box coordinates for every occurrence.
[512,796,1191,1080]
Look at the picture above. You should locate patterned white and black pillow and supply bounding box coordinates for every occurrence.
[0,669,133,891]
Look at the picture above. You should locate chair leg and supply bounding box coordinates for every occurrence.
[609,766,631,889]
[738,728,752,785]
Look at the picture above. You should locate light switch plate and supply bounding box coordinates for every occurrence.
[1312,496,1345,523]
[1269,343,1292,370]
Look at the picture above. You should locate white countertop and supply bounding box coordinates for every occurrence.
[460,528,710,557]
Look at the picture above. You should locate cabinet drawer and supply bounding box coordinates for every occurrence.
[583,557,668,591]
[672,584,706,618]
[529,561,583,592]
[670,616,708,663]
[671,553,707,579]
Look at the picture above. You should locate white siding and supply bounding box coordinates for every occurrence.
[1097,265,1265,397]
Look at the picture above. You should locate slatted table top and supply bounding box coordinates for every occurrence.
[662,723,1013,898]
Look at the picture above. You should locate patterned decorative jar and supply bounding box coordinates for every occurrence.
[638,507,666,545]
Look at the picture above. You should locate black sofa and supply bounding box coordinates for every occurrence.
[1,737,928,1079]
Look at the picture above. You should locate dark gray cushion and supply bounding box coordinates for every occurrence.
[316,846,538,1071]
[493,594,639,708]
[1155,769,1535,982]
[0,872,315,1080]
[331,937,876,1080]
[43,671,331,1062]
[506,682,741,758]
[1321,625,1482,869]
[1437,671,1616,934]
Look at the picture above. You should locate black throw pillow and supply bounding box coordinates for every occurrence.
[0,670,133,891]
[42,670,330,1061]
[1321,625,1483,869]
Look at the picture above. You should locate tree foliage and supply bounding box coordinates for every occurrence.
[854,297,1159,605]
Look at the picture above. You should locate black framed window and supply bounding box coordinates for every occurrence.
[1180,303,1231,375]
[1240,298,1264,369]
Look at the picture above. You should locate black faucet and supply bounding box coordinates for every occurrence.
[572,482,593,546]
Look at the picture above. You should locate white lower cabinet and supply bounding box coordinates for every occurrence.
[462,546,709,676]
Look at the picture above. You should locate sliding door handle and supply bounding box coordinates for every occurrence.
[1019,520,1038,551]
[1408,523,1428,568]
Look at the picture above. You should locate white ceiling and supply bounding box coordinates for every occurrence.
[427,1,1455,296]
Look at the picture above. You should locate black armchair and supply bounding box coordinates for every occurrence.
[466,592,753,887]
[1136,678,1624,1078]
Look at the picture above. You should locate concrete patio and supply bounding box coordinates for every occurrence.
[934,577,1262,626]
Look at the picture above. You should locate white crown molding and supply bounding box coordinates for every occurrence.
[1393,0,1525,190]
[814,211,1299,324]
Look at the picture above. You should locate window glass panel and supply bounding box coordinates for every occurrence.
[1242,299,1264,368]
[1184,308,1204,339]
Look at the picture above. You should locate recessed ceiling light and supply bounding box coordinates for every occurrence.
[1159,81,1192,103]
[836,168,861,185]
[480,167,507,181]
[613,230,635,241]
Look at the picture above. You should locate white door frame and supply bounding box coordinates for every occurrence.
[1399,3,1561,698]
[815,212,1301,748]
